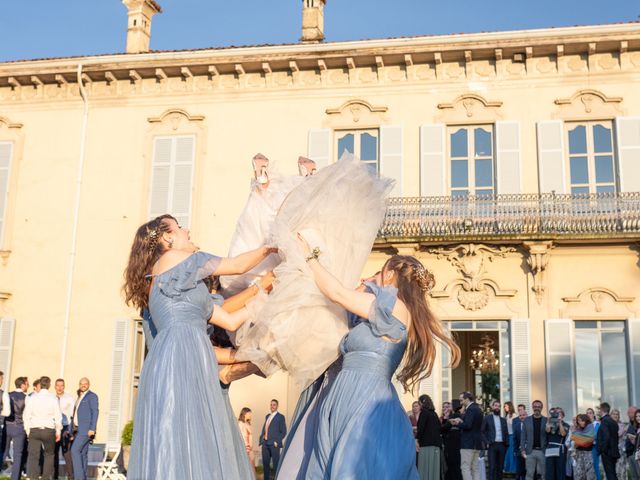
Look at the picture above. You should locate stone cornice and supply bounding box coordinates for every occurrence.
[1,22,638,99]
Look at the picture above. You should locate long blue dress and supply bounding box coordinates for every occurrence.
[279,283,420,480]
[128,252,250,480]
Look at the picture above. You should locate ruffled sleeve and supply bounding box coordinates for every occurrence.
[158,251,221,298]
[364,282,406,341]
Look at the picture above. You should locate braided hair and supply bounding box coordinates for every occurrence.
[123,214,175,310]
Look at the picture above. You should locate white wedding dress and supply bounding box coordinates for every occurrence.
[229,155,393,389]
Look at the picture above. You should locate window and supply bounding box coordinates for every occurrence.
[0,142,13,245]
[335,129,379,175]
[566,121,617,195]
[149,135,195,227]
[448,125,495,197]
[574,320,629,412]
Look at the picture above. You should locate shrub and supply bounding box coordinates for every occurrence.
[121,420,134,446]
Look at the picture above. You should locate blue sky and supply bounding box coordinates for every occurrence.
[0,0,637,62]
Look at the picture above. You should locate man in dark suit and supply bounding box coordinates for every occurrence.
[450,391,484,480]
[259,399,286,480]
[70,378,98,480]
[597,402,620,480]
[482,400,509,480]
[520,400,547,480]
[4,377,29,480]
[512,405,528,480]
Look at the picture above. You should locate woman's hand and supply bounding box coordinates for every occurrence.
[296,232,312,256]
[260,271,276,293]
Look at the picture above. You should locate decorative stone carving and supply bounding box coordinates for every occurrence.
[428,244,517,311]
[553,89,624,119]
[561,287,636,317]
[147,108,204,130]
[598,53,618,71]
[325,99,388,128]
[567,55,588,72]
[536,56,556,74]
[436,93,503,123]
[523,241,554,304]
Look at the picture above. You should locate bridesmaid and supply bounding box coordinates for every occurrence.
[291,240,460,479]
[503,401,517,475]
[123,214,275,480]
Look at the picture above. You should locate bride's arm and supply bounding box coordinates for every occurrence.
[221,272,275,313]
[210,305,250,332]
[297,234,375,319]
[214,347,238,365]
[214,246,277,276]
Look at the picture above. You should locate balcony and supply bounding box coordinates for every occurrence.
[377,192,640,243]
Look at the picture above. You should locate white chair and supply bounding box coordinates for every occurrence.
[96,442,126,480]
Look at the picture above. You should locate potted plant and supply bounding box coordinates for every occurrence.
[121,420,134,470]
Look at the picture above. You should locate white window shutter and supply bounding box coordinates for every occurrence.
[496,121,522,194]
[307,129,332,169]
[380,125,403,197]
[107,319,130,446]
[628,318,640,406]
[0,142,13,244]
[615,117,640,192]
[420,124,446,196]
[510,318,532,409]
[149,136,195,227]
[544,319,576,418]
[0,318,15,390]
[537,120,566,194]
[419,343,441,406]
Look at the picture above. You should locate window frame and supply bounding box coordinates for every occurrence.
[564,119,618,195]
[446,123,496,197]
[334,128,380,173]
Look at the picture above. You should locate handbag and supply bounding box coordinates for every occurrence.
[546,442,562,457]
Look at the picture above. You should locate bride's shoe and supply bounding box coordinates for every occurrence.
[219,362,266,385]
[298,156,317,177]
[252,153,270,186]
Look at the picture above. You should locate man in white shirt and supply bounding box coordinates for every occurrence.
[482,400,509,480]
[54,379,75,480]
[23,376,62,480]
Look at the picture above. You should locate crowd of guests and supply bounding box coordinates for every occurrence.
[409,391,640,480]
[236,398,287,480]
[0,372,99,480]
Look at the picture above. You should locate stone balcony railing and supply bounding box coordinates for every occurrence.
[377,192,640,243]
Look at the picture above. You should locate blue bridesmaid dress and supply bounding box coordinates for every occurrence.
[280,283,420,480]
[128,252,251,480]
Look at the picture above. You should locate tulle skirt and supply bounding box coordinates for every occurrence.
[234,156,393,389]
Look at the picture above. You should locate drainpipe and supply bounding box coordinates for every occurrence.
[59,64,89,377]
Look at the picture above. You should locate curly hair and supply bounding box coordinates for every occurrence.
[122,214,176,310]
[383,255,460,393]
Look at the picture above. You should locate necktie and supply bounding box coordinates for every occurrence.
[264,415,272,440]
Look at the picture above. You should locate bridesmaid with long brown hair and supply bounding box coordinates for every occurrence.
[123,214,275,480]
[280,243,461,479]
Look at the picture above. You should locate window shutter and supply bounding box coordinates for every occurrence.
[544,318,576,418]
[628,318,640,407]
[510,318,532,409]
[420,343,441,406]
[496,121,522,194]
[615,117,640,192]
[307,129,332,169]
[149,136,195,227]
[536,120,566,194]
[380,125,403,197]
[106,319,130,446]
[0,318,15,390]
[0,142,13,244]
[420,124,446,196]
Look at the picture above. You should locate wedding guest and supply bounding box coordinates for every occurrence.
[238,408,255,472]
[521,400,547,480]
[4,377,28,480]
[545,407,569,480]
[417,394,442,480]
[442,400,463,480]
[611,409,628,480]
[482,400,509,480]
[259,399,286,480]
[572,414,596,480]
[587,408,601,480]
[409,401,421,438]
[70,378,98,480]
[503,402,517,475]
[442,402,453,423]
[53,379,74,480]
[512,405,528,480]
[23,377,61,480]
[597,403,619,480]
[452,391,484,480]
[626,409,640,480]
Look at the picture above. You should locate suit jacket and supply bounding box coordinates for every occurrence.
[513,417,525,456]
[75,390,99,435]
[259,412,287,448]
[597,415,620,459]
[520,415,547,455]
[482,414,509,447]
[460,402,484,450]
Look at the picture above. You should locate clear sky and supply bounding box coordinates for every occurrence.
[1,0,637,62]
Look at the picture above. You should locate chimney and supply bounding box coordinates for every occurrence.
[122,0,162,54]
[301,0,326,43]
